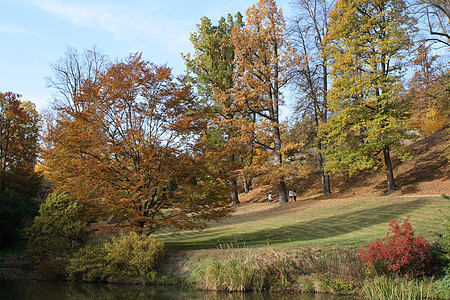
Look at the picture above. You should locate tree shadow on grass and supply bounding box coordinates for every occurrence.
[168,199,428,249]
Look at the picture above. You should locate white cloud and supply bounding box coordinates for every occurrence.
[29,0,192,53]
[0,23,35,35]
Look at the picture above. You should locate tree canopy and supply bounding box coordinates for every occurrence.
[321,0,416,194]
[230,0,301,204]
[44,54,232,232]
[0,92,41,246]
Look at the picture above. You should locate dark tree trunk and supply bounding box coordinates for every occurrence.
[318,141,331,196]
[228,154,239,204]
[383,145,396,194]
[278,180,288,204]
[230,178,239,204]
[243,176,252,193]
[321,171,331,196]
[274,125,288,204]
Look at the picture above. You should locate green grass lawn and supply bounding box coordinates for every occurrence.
[154,195,449,250]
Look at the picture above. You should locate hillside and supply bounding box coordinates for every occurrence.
[156,128,449,249]
[241,127,449,204]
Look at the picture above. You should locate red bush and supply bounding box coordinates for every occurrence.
[359,218,432,277]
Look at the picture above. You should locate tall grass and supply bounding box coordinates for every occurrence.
[190,245,296,292]
[190,246,366,294]
[361,275,450,300]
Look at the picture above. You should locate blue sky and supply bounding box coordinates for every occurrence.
[0,0,292,111]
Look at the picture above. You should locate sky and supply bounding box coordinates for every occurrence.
[0,0,292,112]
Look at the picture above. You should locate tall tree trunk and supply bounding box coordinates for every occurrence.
[273,44,288,205]
[243,175,252,193]
[321,55,331,196]
[229,154,239,204]
[318,149,331,196]
[230,178,239,204]
[322,172,331,196]
[383,145,396,194]
[274,125,288,204]
[278,180,288,204]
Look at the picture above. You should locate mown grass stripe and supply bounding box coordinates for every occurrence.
[154,196,448,250]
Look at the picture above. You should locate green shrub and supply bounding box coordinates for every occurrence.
[25,193,89,263]
[65,232,164,282]
[66,245,109,282]
[429,274,450,299]
[105,231,164,278]
[35,257,68,280]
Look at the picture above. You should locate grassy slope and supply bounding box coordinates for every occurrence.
[155,129,449,250]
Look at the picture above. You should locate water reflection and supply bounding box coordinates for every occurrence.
[0,279,355,300]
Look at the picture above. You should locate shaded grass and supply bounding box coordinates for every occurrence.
[155,196,448,250]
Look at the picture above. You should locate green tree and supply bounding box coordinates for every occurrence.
[231,0,300,204]
[183,14,243,102]
[321,0,416,194]
[26,193,89,262]
[183,13,244,204]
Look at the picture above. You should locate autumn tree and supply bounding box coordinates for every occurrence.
[45,54,232,233]
[290,0,334,195]
[405,44,449,136]
[231,0,300,204]
[321,0,416,194]
[0,92,41,246]
[183,13,244,204]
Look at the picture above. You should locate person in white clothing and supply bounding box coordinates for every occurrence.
[288,190,293,201]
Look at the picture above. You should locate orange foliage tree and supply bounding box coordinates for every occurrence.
[0,92,41,199]
[406,45,449,136]
[44,54,232,232]
[0,92,41,246]
[230,0,300,204]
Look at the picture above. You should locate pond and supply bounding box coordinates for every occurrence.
[0,279,356,300]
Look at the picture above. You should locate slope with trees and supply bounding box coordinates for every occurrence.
[230,0,300,204]
[320,0,417,194]
[290,0,335,195]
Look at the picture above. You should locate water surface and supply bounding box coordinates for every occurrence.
[0,279,355,300]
